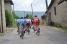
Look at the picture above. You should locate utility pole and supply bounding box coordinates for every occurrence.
[24,11,25,17]
[31,3,33,16]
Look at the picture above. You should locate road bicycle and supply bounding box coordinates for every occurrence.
[20,25,25,39]
[35,28,40,36]
[33,25,40,36]
[20,30,25,39]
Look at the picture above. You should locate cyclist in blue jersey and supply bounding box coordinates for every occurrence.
[19,17,27,39]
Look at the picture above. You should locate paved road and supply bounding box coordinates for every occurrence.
[0,26,67,44]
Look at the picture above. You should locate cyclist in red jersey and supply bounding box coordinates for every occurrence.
[32,15,40,31]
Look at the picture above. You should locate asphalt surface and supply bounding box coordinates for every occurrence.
[0,26,67,44]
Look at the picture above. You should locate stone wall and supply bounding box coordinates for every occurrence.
[47,0,67,27]
[57,1,67,27]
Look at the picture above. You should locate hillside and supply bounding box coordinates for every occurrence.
[15,11,45,19]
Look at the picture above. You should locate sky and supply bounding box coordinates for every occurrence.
[12,0,51,12]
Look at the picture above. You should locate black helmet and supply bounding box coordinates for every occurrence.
[35,15,37,17]
[20,17,23,19]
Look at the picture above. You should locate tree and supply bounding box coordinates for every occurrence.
[5,10,16,27]
[26,14,33,19]
[12,11,19,19]
[26,14,29,18]
[41,15,47,20]
[5,10,12,27]
[41,15,47,25]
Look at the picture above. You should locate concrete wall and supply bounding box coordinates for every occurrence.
[48,0,67,27]
[5,2,12,11]
[0,1,2,31]
[0,0,13,33]
[5,1,14,27]
[1,0,6,32]
[4,2,13,18]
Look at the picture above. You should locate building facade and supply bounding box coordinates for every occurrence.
[0,0,6,33]
[46,0,67,27]
[5,0,14,12]
[0,0,13,33]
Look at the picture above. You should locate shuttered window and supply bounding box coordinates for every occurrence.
[54,7,56,16]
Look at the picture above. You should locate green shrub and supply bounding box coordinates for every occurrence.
[26,14,33,19]
[5,10,15,27]
[50,22,67,32]
[28,15,33,19]
[12,12,19,19]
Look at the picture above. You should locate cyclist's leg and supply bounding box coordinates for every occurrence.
[17,26,20,34]
[28,26,30,34]
[26,23,30,34]
[20,24,24,37]
[17,23,19,32]
[37,24,40,36]
[36,25,40,31]
[17,23,19,31]
[17,25,19,32]
[22,24,26,33]
[25,23,28,32]
[34,24,39,33]
[32,24,35,31]
[18,25,21,34]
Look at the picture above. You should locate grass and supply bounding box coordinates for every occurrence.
[0,33,5,36]
[52,24,67,32]
[61,27,67,32]
[5,28,14,33]
[57,26,67,32]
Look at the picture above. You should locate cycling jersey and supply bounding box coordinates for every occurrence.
[16,19,21,26]
[33,17,40,26]
[26,19,31,25]
[20,19,27,26]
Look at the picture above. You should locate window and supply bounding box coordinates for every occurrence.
[54,7,56,16]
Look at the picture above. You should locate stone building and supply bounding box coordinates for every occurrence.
[0,0,13,33]
[46,0,67,27]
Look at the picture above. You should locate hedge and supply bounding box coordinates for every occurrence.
[5,10,16,27]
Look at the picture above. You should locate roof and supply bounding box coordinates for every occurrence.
[45,0,67,14]
[5,0,14,5]
[48,0,55,10]
[45,0,55,13]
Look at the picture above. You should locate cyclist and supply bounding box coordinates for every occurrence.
[32,15,40,32]
[19,17,27,38]
[25,17,31,34]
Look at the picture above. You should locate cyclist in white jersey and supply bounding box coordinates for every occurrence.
[25,18,31,34]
